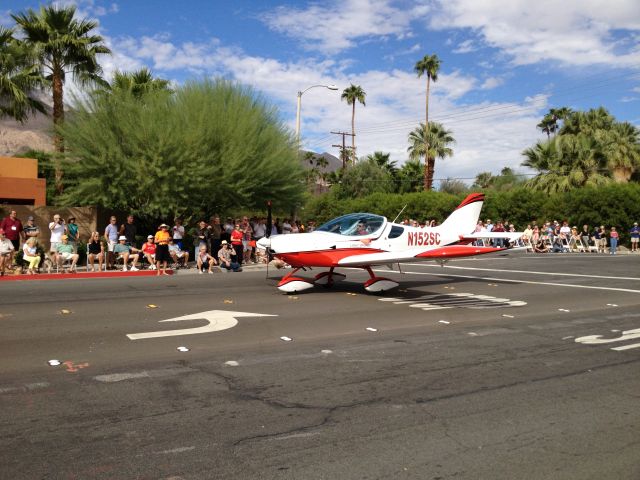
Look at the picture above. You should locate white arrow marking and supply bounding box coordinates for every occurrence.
[574,327,640,345]
[127,310,276,340]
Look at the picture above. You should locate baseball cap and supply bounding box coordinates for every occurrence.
[27,215,34,221]
[221,240,228,245]
[118,235,127,240]
[159,223,169,228]
[147,235,154,239]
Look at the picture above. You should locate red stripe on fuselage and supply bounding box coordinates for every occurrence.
[276,248,386,268]
[415,245,503,258]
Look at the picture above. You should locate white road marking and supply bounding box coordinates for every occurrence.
[405,263,640,281]
[611,342,640,351]
[94,367,195,383]
[438,320,450,324]
[575,327,640,345]
[280,336,293,341]
[224,360,240,366]
[155,446,195,455]
[374,269,640,294]
[558,308,571,312]
[365,327,378,332]
[127,310,275,340]
[321,349,333,354]
[562,336,574,340]
[502,314,514,318]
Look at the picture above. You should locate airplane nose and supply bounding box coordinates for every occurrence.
[256,237,271,250]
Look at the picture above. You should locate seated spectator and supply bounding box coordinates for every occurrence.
[551,235,566,253]
[87,231,105,272]
[581,225,591,251]
[168,238,190,268]
[56,235,79,272]
[534,238,548,253]
[0,229,15,276]
[218,240,241,272]
[22,237,41,274]
[196,245,217,274]
[569,227,581,251]
[141,235,157,269]
[114,235,140,271]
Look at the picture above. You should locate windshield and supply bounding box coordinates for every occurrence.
[316,213,386,236]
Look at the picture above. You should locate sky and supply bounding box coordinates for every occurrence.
[3,0,640,185]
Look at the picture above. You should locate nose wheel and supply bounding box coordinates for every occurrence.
[314,267,346,288]
[363,266,398,292]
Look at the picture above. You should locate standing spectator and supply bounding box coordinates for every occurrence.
[194,220,211,259]
[307,220,316,233]
[119,214,137,247]
[104,216,119,269]
[209,216,222,256]
[0,229,15,275]
[22,237,40,274]
[218,240,241,272]
[598,226,607,253]
[241,217,253,264]
[591,226,601,252]
[581,225,591,251]
[493,222,505,248]
[609,227,619,255]
[223,218,234,242]
[196,245,217,274]
[23,216,39,240]
[0,210,24,263]
[49,214,67,267]
[230,223,244,265]
[629,222,640,252]
[87,232,104,272]
[281,218,292,234]
[141,235,156,269]
[56,235,79,273]
[559,221,571,238]
[271,218,280,236]
[67,216,80,253]
[154,223,172,275]
[485,219,493,232]
[172,218,185,250]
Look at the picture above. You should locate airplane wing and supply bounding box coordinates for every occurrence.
[337,244,506,266]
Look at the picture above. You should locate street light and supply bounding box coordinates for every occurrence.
[295,84,339,145]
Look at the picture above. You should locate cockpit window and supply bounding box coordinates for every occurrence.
[316,213,386,236]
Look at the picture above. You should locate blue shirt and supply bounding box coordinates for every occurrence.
[630,226,640,238]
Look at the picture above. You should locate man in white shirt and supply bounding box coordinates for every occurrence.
[172,218,185,250]
[49,214,66,264]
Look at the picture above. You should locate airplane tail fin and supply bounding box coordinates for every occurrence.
[439,193,484,235]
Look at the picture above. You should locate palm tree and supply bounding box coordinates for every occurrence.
[366,151,397,175]
[341,84,366,159]
[407,122,454,191]
[12,4,111,191]
[0,27,47,123]
[108,68,172,98]
[414,54,441,189]
[537,115,556,139]
[605,122,640,183]
[397,159,424,193]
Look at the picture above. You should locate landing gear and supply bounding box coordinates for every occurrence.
[276,266,398,293]
[314,267,346,287]
[363,266,399,293]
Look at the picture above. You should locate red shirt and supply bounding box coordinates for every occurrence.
[142,242,156,255]
[0,216,23,241]
[230,229,243,245]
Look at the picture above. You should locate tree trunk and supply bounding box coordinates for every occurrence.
[351,102,356,160]
[423,76,431,191]
[425,156,435,191]
[612,167,632,183]
[52,66,65,195]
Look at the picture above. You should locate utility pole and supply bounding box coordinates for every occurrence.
[331,131,355,169]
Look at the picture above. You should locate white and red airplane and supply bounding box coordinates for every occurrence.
[258,193,522,293]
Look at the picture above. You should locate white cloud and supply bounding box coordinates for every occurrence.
[453,39,476,54]
[260,0,429,54]
[97,34,546,183]
[480,76,504,90]
[429,0,640,67]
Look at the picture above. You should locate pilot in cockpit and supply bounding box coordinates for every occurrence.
[355,221,369,235]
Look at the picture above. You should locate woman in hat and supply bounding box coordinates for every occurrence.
[154,224,172,275]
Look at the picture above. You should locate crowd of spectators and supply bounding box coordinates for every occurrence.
[1,210,633,276]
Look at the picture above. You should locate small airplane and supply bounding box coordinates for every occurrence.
[257,193,522,293]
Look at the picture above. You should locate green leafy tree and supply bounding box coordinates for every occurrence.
[605,122,640,183]
[333,157,395,199]
[397,159,424,193]
[407,121,454,191]
[439,178,468,195]
[58,79,305,218]
[0,27,47,123]
[414,53,441,189]
[106,68,172,98]
[12,4,111,192]
[341,84,366,158]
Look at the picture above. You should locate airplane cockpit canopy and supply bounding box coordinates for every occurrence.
[315,213,386,236]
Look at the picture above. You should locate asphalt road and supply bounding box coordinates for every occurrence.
[1,253,640,479]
